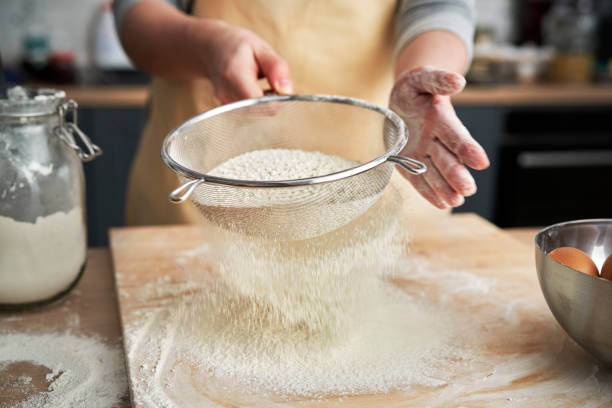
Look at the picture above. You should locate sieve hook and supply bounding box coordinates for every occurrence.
[169,179,204,203]
[387,155,427,175]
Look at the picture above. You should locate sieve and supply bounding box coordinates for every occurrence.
[161,94,426,241]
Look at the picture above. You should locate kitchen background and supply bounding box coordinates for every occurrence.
[1,0,611,246]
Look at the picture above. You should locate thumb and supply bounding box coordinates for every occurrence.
[403,66,466,96]
[255,45,293,94]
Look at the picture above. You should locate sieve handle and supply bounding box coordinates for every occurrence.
[387,155,427,175]
[168,179,204,203]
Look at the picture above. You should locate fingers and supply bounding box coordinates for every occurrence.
[215,45,293,104]
[429,140,477,197]
[403,66,466,96]
[255,45,293,95]
[435,109,490,170]
[402,169,450,210]
[216,46,264,104]
[422,157,465,207]
[401,156,466,209]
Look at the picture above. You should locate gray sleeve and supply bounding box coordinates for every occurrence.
[395,0,475,62]
[113,0,182,30]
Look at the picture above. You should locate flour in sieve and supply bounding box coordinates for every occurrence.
[208,148,356,180]
[205,148,360,205]
[193,148,384,240]
[0,208,85,304]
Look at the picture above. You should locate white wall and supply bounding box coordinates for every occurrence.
[474,0,515,43]
[0,0,102,67]
[0,0,517,68]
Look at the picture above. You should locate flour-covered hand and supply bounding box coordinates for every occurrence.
[389,66,490,209]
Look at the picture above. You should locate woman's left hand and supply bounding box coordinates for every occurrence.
[389,66,490,209]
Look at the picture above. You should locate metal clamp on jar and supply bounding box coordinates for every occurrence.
[0,86,102,310]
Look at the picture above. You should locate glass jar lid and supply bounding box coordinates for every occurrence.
[0,86,66,117]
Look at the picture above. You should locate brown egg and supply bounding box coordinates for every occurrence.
[548,246,599,277]
[601,254,612,281]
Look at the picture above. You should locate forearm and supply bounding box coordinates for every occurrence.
[118,0,218,79]
[394,30,469,78]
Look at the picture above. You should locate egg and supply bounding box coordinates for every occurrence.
[548,246,599,277]
[601,253,612,281]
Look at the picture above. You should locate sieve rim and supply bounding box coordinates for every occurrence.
[161,94,407,188]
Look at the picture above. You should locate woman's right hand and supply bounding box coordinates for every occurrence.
[197,21,293,104]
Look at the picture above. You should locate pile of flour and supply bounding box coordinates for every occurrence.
[0,331,127,407]
[0,208,85,304]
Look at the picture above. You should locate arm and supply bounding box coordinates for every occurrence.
[395,30,468,76]
[115,0,293,103]
[389,2,490,209]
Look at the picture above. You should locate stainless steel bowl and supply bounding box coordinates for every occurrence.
[535,219,612,365]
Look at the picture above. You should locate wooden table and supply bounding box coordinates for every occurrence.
[0,225,540,407]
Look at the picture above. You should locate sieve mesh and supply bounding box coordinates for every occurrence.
[162,95,422,241]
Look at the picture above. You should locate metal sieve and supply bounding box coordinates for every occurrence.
[161,94,426,241]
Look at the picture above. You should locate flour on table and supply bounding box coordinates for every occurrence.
[0,331,127,408]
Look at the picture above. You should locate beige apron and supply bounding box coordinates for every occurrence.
[125,0,441,226]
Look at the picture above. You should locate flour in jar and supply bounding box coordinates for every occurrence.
[0,208,86,304]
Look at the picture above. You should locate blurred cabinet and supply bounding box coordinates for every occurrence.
[494,107,612,227]
[455,103,612,228]
[79,107,145,246]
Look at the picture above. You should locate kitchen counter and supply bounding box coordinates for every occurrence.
[30,83,612,108]
[0,225,540,406]
[50,85,149,108]
[455,83,612,106]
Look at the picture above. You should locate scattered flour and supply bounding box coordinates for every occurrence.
[26,162,53,177]
[18,376,32,385]
[0,331,127,407]
[0,208,85,304]
[121,239,612,406]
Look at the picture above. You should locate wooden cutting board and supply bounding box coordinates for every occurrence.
[110,213,612,407]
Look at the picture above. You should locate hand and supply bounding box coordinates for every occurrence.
[201,21,293,104]
[389,66,490,209]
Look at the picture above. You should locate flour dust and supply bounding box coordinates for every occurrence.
[0,331,127,408]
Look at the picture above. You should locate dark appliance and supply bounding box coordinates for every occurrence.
[495,107,612,227]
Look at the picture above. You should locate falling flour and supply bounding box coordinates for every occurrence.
[0,331,127,407]
[0,208,85,304]
[125,196,455,404]
[119,148,459,405]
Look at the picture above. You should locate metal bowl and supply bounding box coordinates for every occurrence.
[535,219,612,365]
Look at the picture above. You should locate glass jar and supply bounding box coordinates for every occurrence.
[0,86,101,310]
[542,0,597,83]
